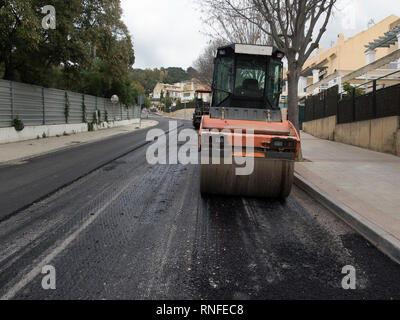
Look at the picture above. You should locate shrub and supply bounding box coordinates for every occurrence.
[12,117,24,131]
[340,82,365,101]
[93,111,101,125]
[65,92,70,123]
[82,97,87,123]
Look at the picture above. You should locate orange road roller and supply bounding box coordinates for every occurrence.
[199,44,300,199]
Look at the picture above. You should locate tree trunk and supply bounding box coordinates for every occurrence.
[287,65,300,131]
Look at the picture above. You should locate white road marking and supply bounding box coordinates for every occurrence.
[1,121,184,300]
[242,198,252,220]
[0,175,138,300]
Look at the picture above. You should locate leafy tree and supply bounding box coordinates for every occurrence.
[164,94,173,112]
[163,67,190,84]
[0,0,135,101]
[80,59,111,96]
[109,77,143,107]
[130,68,161,95]
[341,82,365,100]
[175,98,196,110]
[186,67,199,79]
[0,0,42,80]
[176,98,183,110]
[143,96,151,109]
[130,67,196,95]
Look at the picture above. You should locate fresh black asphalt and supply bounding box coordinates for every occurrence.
[0,117,172,222]
[1,116,400,300]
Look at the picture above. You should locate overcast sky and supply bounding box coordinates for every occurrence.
[121,0,400,70]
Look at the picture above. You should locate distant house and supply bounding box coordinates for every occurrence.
[152,79,209,103]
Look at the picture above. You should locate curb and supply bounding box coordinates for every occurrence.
[294,172,400,265]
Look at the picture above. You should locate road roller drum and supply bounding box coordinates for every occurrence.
[200,158,294,198]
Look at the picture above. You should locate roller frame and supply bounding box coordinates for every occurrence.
[199,116,300,199]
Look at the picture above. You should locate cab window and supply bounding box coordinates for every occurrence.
[234,55,266,98]
[213,57,234,105]
[267,59,283,108]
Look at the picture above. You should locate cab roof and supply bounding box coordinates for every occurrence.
[217,43,284,59]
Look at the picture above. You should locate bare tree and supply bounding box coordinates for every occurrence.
[200,0,336,130]
[199,0,271,45]
[193,39,225,87]
[194,0,271,89]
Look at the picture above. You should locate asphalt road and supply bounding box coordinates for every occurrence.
[1,116,400,300]
[0,117,172,222]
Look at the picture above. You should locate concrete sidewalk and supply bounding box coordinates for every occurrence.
[0,119,158,164]
[295,132,400,262]
[158,109,195,121]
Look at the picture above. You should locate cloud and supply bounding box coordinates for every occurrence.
[121,0,208,69]
[319,0,400,50]
[121,0,400,69]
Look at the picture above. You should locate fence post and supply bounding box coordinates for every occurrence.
[95,96,98,123]
[65,91,69,124]
[336,93,339,124]
[10,81,14,120]
[312,97,315,121]
[373,80,377,118]
[42,88,46,125]
[352,88,356,122]
[82,94,84,123]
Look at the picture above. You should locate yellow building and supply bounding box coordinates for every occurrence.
[282,15,400,100]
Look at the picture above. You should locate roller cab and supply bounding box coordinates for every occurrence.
[199,44,300,199]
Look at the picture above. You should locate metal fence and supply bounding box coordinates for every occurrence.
[304,85,339,122]
[0,79,141,128]
[337,79,400,124]
[304,71,400,124]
